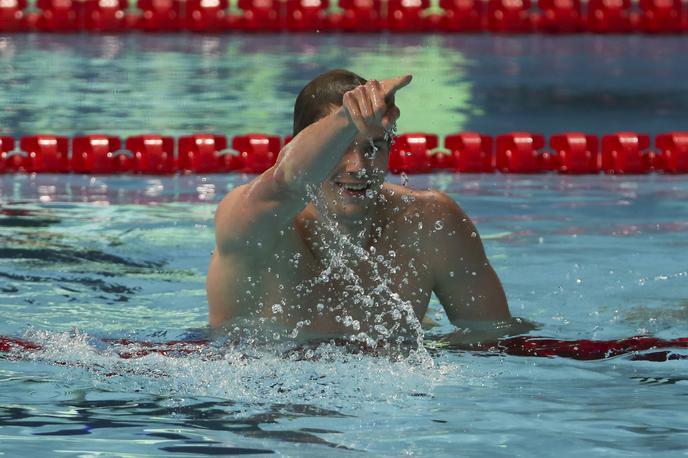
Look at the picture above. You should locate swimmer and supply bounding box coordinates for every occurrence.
[207,69,534,345]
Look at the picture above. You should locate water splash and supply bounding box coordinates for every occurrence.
[296,184,431,363]
[19,329,452,409]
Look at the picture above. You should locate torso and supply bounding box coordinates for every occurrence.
[207,184,439,341]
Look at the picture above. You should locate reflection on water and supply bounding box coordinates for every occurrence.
[0,392,352,452]
[1,35,687,138]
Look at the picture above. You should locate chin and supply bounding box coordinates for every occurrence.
[328,201,371,222]
[319,181,382,222]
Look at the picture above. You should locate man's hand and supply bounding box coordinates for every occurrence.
[342,75,413,135]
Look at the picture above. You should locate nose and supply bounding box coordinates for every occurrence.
[343,145,370,176]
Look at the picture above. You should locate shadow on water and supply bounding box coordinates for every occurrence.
[0,247,163,268]
[0,203,175,300]
[0,208,60,228]
[0,394,353,453]
[0,270,138,296]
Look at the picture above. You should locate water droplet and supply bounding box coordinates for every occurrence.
[470,232,477,238]
[434,220,444,230]
[272,303,283,314]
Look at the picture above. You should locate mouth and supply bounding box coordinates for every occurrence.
[335,181,372,197]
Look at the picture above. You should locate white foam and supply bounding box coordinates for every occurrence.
[21,329,461,411]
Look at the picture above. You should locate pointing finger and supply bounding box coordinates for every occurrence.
[380,74,413,100]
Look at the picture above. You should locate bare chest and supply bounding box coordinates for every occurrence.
[249,231,434,334]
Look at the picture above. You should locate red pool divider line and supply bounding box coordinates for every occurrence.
[1,0,688,34]
[1,131,687,174]
[2,334,688,361]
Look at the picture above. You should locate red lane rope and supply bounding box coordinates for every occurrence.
[2,335,687,362]
[1,0,687,34]
[1,132,687,174]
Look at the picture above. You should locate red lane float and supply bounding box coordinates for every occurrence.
[178,133,242,173]
[286,0,329,32]
[15,135,71,173]
[2,0,688,33]
[136,0,182,31]
[35,0,81,32]
[536,0,584,33]
[437,0,483,32]
[388,133,437,174]
[638,0,684,34]
[429,150,454,170]
[655,131,688,173]
[232,134,280,173]
[3,334,688,362]
[444,132,494,172]
[487,0,534,33]
[601,132,652,174]
[495,132,545,173]
[83,0,129,32]
[486,335,688,360]
[237,0,283,32]
[0,136,16,174]
[125,135,176,174]
[335,0,384,32]
[549,132,599,174]
[387,0,430,33]
[0,0,28,32]
[0,132,686,174]
[72,135,132,173]
[587,0,633,33]
[185,0,229,32]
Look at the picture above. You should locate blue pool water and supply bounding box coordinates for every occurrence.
[1,35,688,456]
[2,173,688,456]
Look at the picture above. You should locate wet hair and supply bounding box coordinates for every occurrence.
[293,69,367,137]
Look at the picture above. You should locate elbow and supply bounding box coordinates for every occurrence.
[271,159,306,198]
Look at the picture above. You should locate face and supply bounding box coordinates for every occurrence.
[319,126,391,223]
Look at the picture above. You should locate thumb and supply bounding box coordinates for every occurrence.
[381,74,413,100]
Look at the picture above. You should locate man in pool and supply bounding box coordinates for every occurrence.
[207,69,532,345]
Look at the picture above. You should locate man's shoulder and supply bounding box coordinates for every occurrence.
[383,183,461,216]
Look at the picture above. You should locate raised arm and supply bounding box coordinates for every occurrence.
[214,75,412,257]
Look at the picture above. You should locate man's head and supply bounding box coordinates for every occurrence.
[294,69,393,224]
